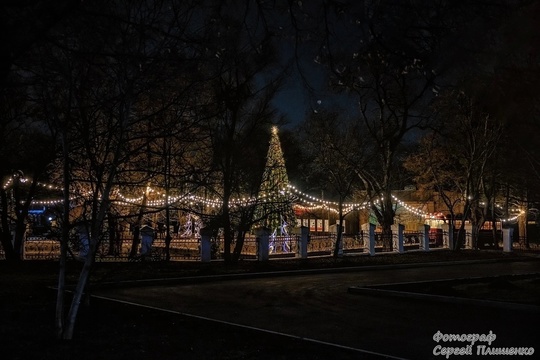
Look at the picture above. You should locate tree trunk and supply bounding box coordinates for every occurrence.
[129,193,147,259]
[0,229,15,260]
[454,220,466,251]
[455,198,473,251]
[55,247,67,339]
[377,194,395,252]
[333,202,344,258]
[222,224,232,263]
[62,172,116,339]
[471,224,480,250]
[381,204,394,252]
[0,188,17,261]
[164,190,171,261]
[13,220,27,260]
[55,133,71,338]
[490,199,499,249]
[333,223,343,258]
[518,209,528,249]
[232,230,245,263]
[222,187,232,263]
[62,249,95,339]
[381,225,393,252]
[448,217,455,250]
[107,212,117,256]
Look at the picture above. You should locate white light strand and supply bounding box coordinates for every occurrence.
[501,211,525,223]
[3,176,64,191]
[4,176,527,221]
[391,194,427,217]
[286,184,368,208]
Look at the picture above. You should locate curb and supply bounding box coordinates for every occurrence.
[348,272,540,313]
[90,256,535,289]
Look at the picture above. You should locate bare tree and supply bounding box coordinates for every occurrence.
[0,1,78,261]
[34,0,206,339]
[199,2,286,263]
[299,110,365,256]
[320,1,443,250]
[405,91,503,249]
[404,133,464,247]
[0,127,56,261]
[286,0,529,250]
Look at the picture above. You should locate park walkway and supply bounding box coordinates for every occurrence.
[93,258,540,359]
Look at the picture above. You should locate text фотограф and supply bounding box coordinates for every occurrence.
[432,331,535,358]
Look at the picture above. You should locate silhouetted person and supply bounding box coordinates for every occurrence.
[140,222,155,260]
[77,222,90,260]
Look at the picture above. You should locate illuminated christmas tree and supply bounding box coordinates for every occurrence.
[257,126,296,239]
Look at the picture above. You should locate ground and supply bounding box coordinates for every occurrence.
[0,250,538,359]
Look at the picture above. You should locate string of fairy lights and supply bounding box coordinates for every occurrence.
[2,176,526,222]
[285,184,370,214]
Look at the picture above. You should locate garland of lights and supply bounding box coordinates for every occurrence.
[501,211,525,223]
[2,176,527,222]
[391,194,426,217]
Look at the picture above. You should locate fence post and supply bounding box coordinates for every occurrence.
[502,228,513,252]
[361,223,376,256]
[464,224,473,249]
[21,226,28,260]
[199,227,212,262]
[419,224,430,251]
[392,224,404,253]
[443,223,454,249]
[336,224,344,257]
[294,226,309,259]
[256,227,270,261]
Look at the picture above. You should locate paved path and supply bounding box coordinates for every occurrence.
[94,260,540,359]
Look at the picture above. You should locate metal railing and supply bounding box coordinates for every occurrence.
[1,230,538,261]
